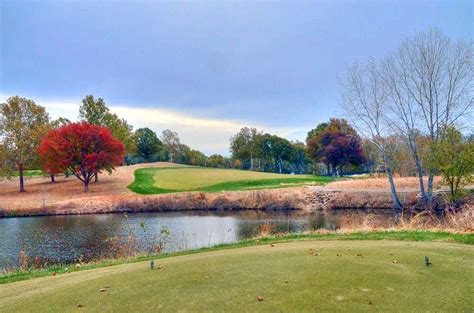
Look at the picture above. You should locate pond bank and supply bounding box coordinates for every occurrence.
[0,187,421,218]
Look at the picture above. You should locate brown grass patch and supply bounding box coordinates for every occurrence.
[327,176,442,190]
[0,162,180,212]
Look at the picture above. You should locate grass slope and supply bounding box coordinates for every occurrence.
[1,239,473,312]
[128,167,332,194]
[2,231,472,285]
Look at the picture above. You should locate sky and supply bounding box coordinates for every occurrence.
[0,0,472,155]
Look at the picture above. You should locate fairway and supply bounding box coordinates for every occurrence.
[128,167,332,194]
[1,240,472,312]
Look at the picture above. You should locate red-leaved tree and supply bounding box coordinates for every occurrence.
[307,118,365,177]
[38,122,125,192]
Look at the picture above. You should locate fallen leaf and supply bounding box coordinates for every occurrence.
[270,244,274,247]
[99,288,107,292]
[368,300,373,305]
[312,252,321,256]
[346,249,351,251]
[257,296,264,301]
[103,285,110,289]
[356,253,363,257]
[77,304,83,308]
[392,260,399,264]
[336,254,342,257]
[52,272,56,276]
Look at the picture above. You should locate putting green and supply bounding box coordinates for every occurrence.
[1,240,472,312]
[128,167,331,194]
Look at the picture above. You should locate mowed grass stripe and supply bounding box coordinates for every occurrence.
[1,240,473,312]
[128,167,332,194]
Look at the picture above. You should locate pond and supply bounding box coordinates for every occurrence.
[0,209,398,269]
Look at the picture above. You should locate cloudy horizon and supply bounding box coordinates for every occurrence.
[1,1,471,155]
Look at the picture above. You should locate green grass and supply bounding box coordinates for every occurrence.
[128,167,332,194]
[10,170,44,177]
[2,230,472,284]
[1,236,473,312]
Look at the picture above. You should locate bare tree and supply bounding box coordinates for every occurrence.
[381,28,473,207]
[161,129,181,163]
[341,59,403,211]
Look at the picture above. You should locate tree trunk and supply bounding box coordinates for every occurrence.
[19,163,25,193]
[408,140,427,204]
[426,171,434,207]
[84,181,90,192]
[50,174,55,183]
[331,165,337,181]
[95,172,99,183]
[250,153,254,171]
[382,151,403,212]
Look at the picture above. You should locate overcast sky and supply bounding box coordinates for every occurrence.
[0,1,471,155]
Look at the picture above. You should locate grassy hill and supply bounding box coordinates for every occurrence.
[128,167,332,194]
[1,239,472,312]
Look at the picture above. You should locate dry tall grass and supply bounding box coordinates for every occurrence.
[327,176,442,190]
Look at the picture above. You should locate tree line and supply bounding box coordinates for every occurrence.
[0,95,237,192]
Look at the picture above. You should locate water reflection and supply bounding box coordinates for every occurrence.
[0,210,398,268]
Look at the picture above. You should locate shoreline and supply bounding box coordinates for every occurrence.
[0,187,420,218]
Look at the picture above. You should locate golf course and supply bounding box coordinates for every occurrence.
[1,238,473,312]
[128,167,332,194]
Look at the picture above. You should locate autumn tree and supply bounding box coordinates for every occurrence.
[0,96,51,192]
[79,95,135,178]
[38,122,125,192]
[161,129,181,163]
[230,127,262,170]
[181,147,207,166]
[79,95,109,126]
[307,119,365,178]
[433,127,473,202]
[208,154,225,168]
[306,122,331,175]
